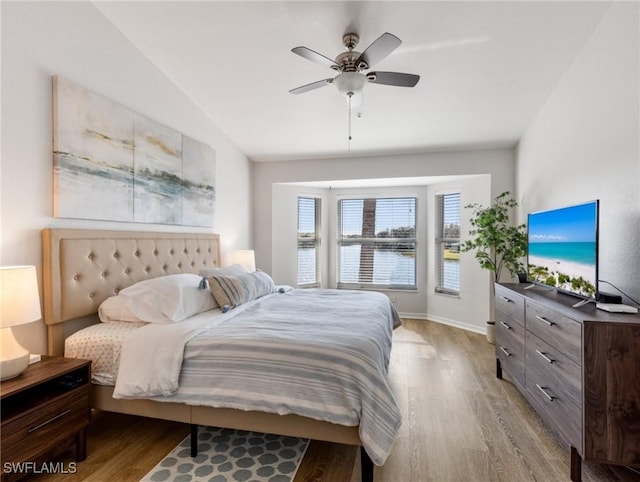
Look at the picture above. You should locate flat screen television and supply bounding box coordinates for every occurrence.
[527,200,599,304]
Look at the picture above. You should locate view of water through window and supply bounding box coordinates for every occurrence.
[437,193,461,293]
[298,196,459,291]
[297,197,319,285]
[338,245,415,285]
[338,197,416,288]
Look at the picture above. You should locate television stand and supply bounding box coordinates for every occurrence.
[523,283,553,291]
[572,298,595,308]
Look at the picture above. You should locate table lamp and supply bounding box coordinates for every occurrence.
[231,250,256,272]
[0,265,41,381]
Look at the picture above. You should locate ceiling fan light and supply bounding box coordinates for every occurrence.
[334,72,367,96]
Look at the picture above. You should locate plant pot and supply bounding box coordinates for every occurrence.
[486,321,496,344]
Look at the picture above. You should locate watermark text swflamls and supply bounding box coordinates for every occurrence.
[3,461,77,475]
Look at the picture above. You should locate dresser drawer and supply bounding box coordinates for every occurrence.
[495,284,525,325]
[1,385,90,463]
[495,316,525,387]
[526,367,582,451]
[526,331,582,408]
[526,301,582,364]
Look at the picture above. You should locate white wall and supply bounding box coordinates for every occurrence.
[517,2,640,303]
[1,2,252,354]
[254,147,515,332]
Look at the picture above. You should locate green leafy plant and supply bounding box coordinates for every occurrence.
[461,191,527,282]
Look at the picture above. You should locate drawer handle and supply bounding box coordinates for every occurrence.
[535,315,555,326]
[499,346,511,357]
[500,296,514,304]
[27,409,71,433]
[536,349,554,364]
[499,321,511,330]
[536,384,555,402]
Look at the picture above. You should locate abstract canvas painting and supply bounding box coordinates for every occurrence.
[134,115,183,224]
[182,136,216,227]
[53,76,216,226]
[53,77,135,222]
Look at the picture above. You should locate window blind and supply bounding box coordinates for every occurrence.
[338,197,416,289]
[435,193,461,294]
[297,197,320,286]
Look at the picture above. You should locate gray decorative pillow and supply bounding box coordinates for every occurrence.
[207,271,275,308]
[199,264,249,277]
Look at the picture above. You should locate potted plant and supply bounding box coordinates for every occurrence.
[461,191,527,342]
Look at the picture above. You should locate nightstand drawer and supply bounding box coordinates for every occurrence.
[1,385,89,463]
[526,300,581,364]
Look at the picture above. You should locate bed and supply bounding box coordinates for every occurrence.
[42,228,401,482]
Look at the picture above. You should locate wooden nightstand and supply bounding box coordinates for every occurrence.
[1,356,91,480]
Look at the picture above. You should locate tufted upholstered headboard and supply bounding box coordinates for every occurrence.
[42,229,220,355]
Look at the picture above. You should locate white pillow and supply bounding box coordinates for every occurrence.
[114,273,217,323]
[199,264,249,277]
[98,295,150,323]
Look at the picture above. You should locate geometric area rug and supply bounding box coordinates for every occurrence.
[140,426,310,482]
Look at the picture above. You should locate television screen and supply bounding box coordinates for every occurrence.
[527,200,599,300]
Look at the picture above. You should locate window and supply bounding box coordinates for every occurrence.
[435,192,461,295]
[338,197,416,289]
[297,197,320,286]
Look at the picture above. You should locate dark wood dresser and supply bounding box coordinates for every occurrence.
[0,357,91,481]
[494,283,640,482]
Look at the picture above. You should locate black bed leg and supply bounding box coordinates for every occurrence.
[360,446,374,482]
[190,424,198,457]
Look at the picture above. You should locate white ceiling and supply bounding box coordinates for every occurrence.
[94,1,611,162]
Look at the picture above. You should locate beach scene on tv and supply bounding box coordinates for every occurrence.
[527,202,598,298]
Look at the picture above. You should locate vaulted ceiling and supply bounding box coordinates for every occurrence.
[94,1,611,162]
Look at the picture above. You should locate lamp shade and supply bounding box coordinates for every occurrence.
[0,265,42,328]
[231,250,256,272]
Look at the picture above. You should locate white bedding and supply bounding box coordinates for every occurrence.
[113,304,252,397]
[67,289,402,465]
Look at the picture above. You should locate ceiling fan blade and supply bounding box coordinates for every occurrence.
[291,46,339,69]
[356,32,402,69]
[367,71,420,87]
[289,78,334,95]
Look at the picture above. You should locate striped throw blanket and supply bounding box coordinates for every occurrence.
[114,289,402,465]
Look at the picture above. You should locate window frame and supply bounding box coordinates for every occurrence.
[337,195,417,291]
[434,191,461,296]
[297,196,321,288]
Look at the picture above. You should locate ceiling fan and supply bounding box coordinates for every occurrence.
[289,32,420,106]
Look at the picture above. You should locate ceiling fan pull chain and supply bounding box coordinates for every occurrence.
[348,93,352,152]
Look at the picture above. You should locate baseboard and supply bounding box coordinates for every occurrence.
[399,312,486,335]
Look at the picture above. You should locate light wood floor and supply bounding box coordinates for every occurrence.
[30,319,639,482]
